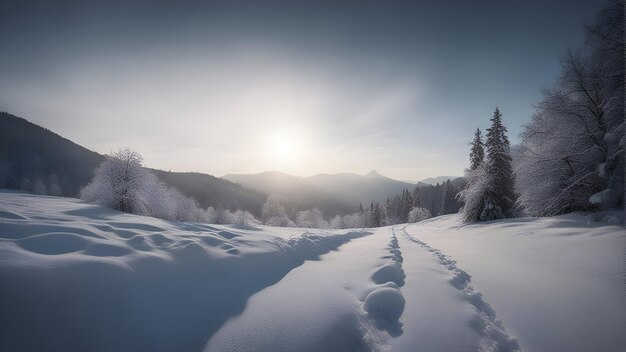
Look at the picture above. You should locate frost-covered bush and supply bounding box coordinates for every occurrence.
[80,148,208,222]
[296,208,329,228]
[342,213,365,228]
[205,207,218,223]
[216,209,236,224]
[32,178,47,195]
[407,207,431,223]
[329,215,343,229]
[80,149,157,215]
[261,195,294,226]
[328,212,366,229]
[232,210,260,226]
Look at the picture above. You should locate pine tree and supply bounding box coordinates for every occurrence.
[385,198,394,224]
[441,180,456,215]
[411,186,422,208]
[469,128,485,171]
[372,203,383,227]
[401,189,412,222]
[482,107,516,219]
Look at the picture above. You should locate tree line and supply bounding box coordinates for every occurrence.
[459,0,623,222]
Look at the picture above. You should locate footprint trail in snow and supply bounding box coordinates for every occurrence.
[400,226,522,352]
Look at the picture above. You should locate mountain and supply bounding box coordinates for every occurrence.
[225,170,417,209]
[418,176,459,186]
[306,170,416,206]
[0,112,104,196]
[0,112,266,215]
[222,171,355,217]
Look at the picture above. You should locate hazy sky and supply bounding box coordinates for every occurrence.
[0,0,604,182]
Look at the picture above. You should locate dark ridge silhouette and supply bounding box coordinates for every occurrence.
[0,111,104,196]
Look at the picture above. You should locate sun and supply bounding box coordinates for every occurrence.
[266,129,299,162]
[271,138,293,158]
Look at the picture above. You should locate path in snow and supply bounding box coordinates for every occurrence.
[398,226,521,352]
[205,227,496,352]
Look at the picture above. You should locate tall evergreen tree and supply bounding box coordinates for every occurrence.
[411,186,422,208]
[371,202,384,227]
[385,198,395,223]
[469,128,485,171]
[441,180,456,215]
[400,189,412,222]
[482,107,516,219]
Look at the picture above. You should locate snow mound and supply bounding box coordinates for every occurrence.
[364,285,406,323]
[371,261,405,286]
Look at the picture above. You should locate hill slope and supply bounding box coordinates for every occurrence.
[306,170,416,205]
[0,112,266,214]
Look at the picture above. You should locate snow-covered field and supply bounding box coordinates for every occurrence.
[1,190,624,351]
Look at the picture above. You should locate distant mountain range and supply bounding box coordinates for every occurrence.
[1,111,461,217]
[418,176,459,186]
[224,170,417,208]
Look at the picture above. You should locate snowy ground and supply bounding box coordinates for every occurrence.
[1,190,624,351]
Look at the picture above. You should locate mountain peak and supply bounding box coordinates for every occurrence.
[365,170,382,178]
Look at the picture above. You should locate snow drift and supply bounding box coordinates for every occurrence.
[0,190,368,352]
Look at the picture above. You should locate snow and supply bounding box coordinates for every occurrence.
[0,190,368,351]
[403,214,626,352]
[1,190,624,352]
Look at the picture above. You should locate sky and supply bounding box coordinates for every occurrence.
[0,0,605,182]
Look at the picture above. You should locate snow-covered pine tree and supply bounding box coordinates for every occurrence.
[385,198,395,224]
[469,128,485,171]
[371,202,384,227]
[482,107,516,219]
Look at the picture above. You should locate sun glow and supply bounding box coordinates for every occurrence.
[266,129,300,162]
